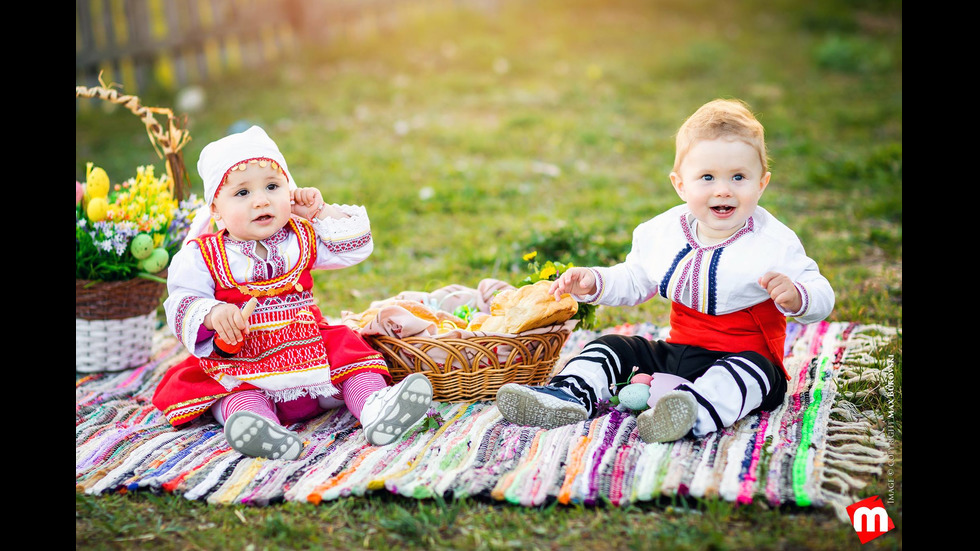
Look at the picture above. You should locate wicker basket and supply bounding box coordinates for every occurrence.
[368,327,573,402]
[75,82,192,372]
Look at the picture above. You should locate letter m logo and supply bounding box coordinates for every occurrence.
[846,495,895,544]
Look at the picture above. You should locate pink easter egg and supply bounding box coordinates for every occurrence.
[630,373,653,386]
[76,181,85,205]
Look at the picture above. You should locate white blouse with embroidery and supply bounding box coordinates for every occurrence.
[164,205,373,357]
[578,204,834,325]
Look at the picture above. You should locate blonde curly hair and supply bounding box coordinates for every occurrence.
[673,99,769,174]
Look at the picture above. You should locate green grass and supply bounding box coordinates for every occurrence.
[76,0,902,548]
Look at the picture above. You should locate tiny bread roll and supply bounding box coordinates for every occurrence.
[489,288,518,315]
[390,300,439,323]
[465,312,490,331]
[478,314,507,333]
[353,308,380,328]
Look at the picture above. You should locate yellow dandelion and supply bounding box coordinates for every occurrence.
[523,251,538,261]
[539,265,557,279]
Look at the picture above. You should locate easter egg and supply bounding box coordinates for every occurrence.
[86,196,109,222]
[87,166,110,198]
[630,373,653,386]
[76,181,84,205]
[130,234,155,259]
[140,248,170,273]
[617,383,651,411]
[647,373,692,409]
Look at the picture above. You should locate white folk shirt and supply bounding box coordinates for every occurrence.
[580,205,834,325]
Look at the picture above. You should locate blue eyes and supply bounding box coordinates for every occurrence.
[701,174,746,182]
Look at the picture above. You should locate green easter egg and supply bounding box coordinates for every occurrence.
[618,383,651,411]
[130,234,155,260]
[140,248,170,273]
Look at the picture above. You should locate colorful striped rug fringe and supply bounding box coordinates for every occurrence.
[76,321,898,520]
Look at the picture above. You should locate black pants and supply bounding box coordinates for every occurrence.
[551,334,787,436]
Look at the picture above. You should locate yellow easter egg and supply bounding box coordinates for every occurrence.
[87,196,109,222]
[87,166,110,198]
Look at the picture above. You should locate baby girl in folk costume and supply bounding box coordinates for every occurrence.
[152,126,433,460]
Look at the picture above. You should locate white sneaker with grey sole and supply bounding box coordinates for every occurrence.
[636,389,698,443]
[224,411,304,460]
[360,373,433,446]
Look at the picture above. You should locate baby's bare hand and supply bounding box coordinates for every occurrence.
[758,272,802,313]
[291,187,325,219]
[549,267,597,300]
[205,303,249,345]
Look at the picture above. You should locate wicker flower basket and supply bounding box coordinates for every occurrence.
[367,326,573,402]
[75,83,192,373]
[75,278,167,372]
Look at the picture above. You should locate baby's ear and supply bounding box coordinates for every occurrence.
[758,171,771,195]
[669,172,686,200]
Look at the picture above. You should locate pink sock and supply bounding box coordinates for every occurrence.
[339,372,388,420]
[276,395,325,425]
[212,390,277,425]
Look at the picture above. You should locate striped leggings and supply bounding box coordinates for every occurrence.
[551,334,787,437]
[211,372,388,427]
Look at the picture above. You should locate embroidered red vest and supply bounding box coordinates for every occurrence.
[191,218,336,397]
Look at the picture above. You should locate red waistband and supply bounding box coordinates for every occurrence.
[667,300,789,380]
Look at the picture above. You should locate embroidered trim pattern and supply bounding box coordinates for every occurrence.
[324,232,372,255]
[661,213,758,314]
[194,218,317,297]
[213,157,288,201]
[239,226,290,282]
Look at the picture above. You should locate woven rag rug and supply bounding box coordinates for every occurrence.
[76,321,897,520]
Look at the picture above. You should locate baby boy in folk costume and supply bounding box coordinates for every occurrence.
[152,126,433,460]
[496,99,835,443]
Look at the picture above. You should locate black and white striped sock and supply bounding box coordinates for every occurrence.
[551,340,638,416]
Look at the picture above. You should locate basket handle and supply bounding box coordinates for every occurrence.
[76,78,192,200]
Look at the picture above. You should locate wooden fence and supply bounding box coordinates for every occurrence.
[76,0,474,94]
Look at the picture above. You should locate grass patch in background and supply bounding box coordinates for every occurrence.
[76,0,901,548]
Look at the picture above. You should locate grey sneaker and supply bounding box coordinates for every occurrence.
[224,411,304,460]
[495,383,588,429]
[636,389,698,443]
[361,373,433,446]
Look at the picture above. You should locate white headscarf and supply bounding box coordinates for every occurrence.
[185,126,297,243]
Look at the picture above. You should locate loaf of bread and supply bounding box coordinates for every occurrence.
[480,280,578,334]
[347,282,576,335]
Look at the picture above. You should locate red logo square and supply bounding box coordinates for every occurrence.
[846,495,895,544]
